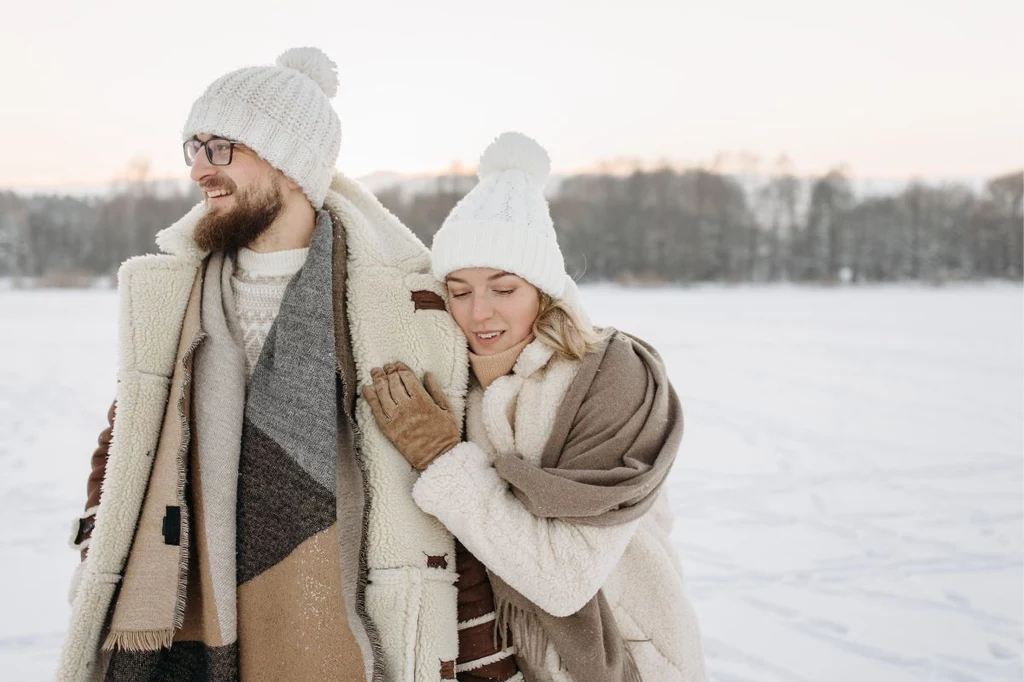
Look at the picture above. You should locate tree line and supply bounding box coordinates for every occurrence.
[1,165,1020,286]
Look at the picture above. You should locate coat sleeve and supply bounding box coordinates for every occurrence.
[412,440,638,618]
[70,400,116,561]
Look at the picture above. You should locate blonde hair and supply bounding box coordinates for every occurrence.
[532,292,604,361]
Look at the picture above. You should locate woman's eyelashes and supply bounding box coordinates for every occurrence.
[448,288,516,298]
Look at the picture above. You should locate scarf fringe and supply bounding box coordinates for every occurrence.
[494,596,548,667]
[622,642,642,682]
[351,417,386,682]
[102,628,175,652]
[172,333,205,632]
[494,595,643,682]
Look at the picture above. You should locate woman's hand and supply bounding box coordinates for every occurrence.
[361,362,460,470]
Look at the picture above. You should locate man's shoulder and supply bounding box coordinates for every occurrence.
[116,253,203,305]
[324,173,429,271]
[118,252,201,280]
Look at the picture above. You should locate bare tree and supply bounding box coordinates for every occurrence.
[1,163,1020,285]
[801,168,853,281]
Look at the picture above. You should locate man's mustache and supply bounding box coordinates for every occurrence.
[198,176,238,194]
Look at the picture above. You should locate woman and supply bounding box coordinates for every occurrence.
[363,132,707,681]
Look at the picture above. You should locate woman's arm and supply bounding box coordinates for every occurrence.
[413,440,638,618]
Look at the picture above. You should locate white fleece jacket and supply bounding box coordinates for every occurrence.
[412,340,708,682]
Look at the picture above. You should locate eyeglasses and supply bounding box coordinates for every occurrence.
[183,137,243,167]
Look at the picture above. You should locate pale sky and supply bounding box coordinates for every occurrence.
[1,0,1020,189]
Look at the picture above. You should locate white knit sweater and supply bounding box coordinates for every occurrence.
[231,246,309,378]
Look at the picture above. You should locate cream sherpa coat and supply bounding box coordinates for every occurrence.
[412,339,708,681]
[59,174,469,682]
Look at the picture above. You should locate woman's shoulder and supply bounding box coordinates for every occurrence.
[568,329,673,419]
[525,330,670,399]
[592,328,666,379]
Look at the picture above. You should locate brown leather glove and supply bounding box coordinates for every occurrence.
[361,362,460,471]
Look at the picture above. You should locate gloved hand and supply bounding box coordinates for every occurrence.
[361,362,460,471]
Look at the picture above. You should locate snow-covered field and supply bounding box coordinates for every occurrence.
[1,284,1021,681]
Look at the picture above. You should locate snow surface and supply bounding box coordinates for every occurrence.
[1,284,1021,681]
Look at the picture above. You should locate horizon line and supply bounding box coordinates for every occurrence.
[3,164,1019,196]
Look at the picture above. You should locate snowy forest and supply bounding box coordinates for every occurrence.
[1,165,1020,286]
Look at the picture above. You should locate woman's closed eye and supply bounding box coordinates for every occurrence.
[447,286,516,298]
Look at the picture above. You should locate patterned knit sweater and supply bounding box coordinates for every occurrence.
[231,246,309,379]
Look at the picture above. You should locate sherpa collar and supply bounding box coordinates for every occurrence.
[511,338,556,378]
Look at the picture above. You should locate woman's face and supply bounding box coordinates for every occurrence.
[445,268,541,356]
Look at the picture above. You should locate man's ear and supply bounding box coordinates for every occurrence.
[272,167,301,193]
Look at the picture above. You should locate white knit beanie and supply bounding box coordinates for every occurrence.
[431,132,567,298]
[182,47,342,209]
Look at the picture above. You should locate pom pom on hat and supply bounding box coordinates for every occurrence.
[276,47,339,98]
[478,131,551,185]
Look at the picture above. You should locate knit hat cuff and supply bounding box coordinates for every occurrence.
[183,96,335,208]
[432,219,567,298]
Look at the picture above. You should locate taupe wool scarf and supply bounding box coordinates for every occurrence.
[490,331,683,682]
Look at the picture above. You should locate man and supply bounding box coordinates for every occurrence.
[59,47,468,682]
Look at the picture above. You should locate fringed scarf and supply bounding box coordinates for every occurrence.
[490,331,683,682]
[102,213,370,680]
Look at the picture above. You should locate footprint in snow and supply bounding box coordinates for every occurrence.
[988,641,1016,660]
[944,591,969,606]
[809,619,849,635]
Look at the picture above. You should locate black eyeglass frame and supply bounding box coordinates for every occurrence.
[183,136,244,167]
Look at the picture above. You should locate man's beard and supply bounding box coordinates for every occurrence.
[193,180,284,254]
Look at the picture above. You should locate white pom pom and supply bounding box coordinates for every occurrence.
[276,47,339,98]
[477,132,551,185]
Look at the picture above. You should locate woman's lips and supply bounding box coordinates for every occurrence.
[473,330,505,347]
